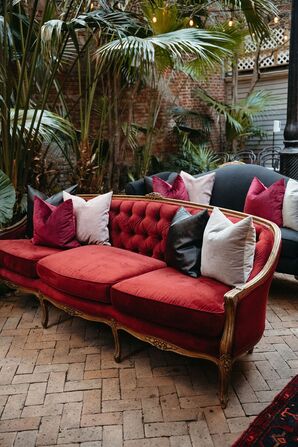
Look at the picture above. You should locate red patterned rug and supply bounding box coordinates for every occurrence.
[233,375,298,446]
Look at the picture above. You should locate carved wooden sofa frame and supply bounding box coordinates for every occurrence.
[0,195,281,408]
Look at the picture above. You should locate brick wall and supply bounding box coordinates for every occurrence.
[56,67,226,165]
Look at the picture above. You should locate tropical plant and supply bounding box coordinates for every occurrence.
[0,0,279,216]
[40,0,236,191]
[0,170,16,227]
[0,0,76,218]
[94,2,238,184]
[156,128,221,174]
[196,89,272,150]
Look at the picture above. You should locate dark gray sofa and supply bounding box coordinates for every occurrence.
[125,164,298,278]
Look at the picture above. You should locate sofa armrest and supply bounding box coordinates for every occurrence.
[0,216,27,240]
[220,218,281,358]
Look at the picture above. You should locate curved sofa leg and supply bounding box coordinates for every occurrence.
[111,322,121,363]
[218,293,238,409]
[219,354,232,409]
[40,297,49,329]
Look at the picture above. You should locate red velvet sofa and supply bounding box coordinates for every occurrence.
[0,195,281,407]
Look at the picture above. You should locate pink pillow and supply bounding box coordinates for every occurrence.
[32,197,80,249]
[153,175,189,201]
[244,177,286,226]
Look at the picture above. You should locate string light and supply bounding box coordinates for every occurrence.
[228,18,234,27]
[284,32,288,42]
[273,16,279,24]
[152,15,157,23]
[90,3,94,10]
[189,18,194,27]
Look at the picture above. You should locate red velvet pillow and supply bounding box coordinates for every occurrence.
[32,197,80,249]
[153,175,189,201]
[244,177,286,226]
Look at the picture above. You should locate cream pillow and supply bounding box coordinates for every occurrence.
[180,171,215,204]
[201,208,256,287]
[63,191,113,245]
[282,179,298,231]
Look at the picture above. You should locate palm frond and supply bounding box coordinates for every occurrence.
[0,169,16,227]
[235,90,275,116]
[11,109,76,147]
[95,28,233,76]
[196,88,243,132]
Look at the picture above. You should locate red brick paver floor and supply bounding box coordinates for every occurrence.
[0,274,297,447]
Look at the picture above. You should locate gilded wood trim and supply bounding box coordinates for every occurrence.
[0,279,39,298]
[116,325,220,366]
[38,293,220,366]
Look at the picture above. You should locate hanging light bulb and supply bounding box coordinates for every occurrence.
[152,15,157,23]
[189,17,194,27]
[274,16,279,24]
[284,32,288,42]
[90,2,94,10]
[228,18,234,27]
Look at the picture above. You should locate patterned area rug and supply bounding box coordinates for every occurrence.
[233,375,298,447]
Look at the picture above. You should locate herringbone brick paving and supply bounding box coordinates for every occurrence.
[0,274,297,447]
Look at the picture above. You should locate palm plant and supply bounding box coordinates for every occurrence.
[0,0,76,219]
[196,87,272,151]
[95,0,278,182]
[93,1,236,185]
[40,0,236,191]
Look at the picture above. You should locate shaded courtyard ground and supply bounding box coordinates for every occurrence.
[0,274,297,447]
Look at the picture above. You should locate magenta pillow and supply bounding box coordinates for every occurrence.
[32,197,80,249]
[244,177,286,226]
[153,175,189,201]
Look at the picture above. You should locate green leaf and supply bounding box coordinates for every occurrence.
[0,169,16,227]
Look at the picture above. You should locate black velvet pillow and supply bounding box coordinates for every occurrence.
[165,207,209,278]
[26,184,78,237]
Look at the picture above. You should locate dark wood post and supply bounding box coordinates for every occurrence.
[281,0,298,179]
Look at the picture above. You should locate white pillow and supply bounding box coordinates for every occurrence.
[63,191,113,245]
[282,179,298,231]
[180,171,215,204]
[201,207,256,287]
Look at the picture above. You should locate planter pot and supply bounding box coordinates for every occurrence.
[0,216,27,240]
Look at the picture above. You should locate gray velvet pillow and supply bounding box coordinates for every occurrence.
[201,207,256,287]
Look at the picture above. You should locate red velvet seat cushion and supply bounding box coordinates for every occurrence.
[0,239,61,278]
[111,267,231,337]
[37,245,166,304]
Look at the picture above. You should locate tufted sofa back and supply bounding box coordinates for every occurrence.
[109,197,275,281]
[109,199,177,260]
